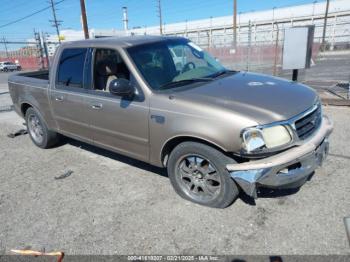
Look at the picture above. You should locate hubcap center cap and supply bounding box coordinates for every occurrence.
[192,169,204,179]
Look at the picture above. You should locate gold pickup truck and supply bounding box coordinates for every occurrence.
[8,36,333,208]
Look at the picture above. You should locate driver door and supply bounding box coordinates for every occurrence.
[84,48,150,162]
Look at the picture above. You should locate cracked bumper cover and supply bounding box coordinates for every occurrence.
[227,115,333,198]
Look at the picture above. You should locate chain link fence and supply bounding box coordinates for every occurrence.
[0,35,59,70]
[178,14,350,83]
[1,14,349,83]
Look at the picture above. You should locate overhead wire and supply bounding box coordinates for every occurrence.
[0,0,66,29]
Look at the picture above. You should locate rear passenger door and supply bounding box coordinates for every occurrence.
[50,48,92,142]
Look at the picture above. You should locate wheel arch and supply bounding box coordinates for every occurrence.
[20,102,33,117]
[160,135,230,167]
[20,102,51,130]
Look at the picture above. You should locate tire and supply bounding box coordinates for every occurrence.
[167,142,239,208]
[25,107,59,148]
[4,68,8,72]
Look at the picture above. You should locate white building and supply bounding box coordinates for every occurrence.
[44,0,350,54]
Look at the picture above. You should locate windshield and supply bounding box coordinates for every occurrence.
[127,39,226,90]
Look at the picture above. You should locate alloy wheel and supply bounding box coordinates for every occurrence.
[28,114,44,144]
[176,155,222,202]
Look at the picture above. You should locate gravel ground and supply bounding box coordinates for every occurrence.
[0,71,349,255]
[0,105,349,255]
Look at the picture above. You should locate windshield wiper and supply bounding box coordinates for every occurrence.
[209,69,236,79]
[160,78,212,90]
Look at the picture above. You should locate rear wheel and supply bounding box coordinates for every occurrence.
[25,107,59,148]
[167,142,239,208]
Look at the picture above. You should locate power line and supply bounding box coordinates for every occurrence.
[0,0,33,15]
[0,0,65,29]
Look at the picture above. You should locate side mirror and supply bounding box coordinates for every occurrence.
[109,78,135,97]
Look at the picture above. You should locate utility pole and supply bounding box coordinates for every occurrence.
[49,0,62,43]
[34,30,45,70]
[233,0,237,48]
[80,0,89,39]
[321,0,330,50]
[157,0,163,35]
[2,37,9,58]
[41,32,50,69]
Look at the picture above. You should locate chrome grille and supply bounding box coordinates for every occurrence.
[294,104,322,140]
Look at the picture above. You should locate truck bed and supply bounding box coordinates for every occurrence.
[12,70,49,81]
[8,70,49,90]
[19,70,49,80]
[8,70,51,119]
[9,70,49,87]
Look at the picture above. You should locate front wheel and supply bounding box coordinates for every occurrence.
[167,142,239,208]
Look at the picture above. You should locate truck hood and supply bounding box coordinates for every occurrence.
[174,72,318,125]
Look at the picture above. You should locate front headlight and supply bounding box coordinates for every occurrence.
[242,125,291,153]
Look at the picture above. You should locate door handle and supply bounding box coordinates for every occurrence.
[91,103,103,110]
[55,96,64,101]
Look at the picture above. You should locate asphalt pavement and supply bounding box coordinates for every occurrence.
[0,71,349,255]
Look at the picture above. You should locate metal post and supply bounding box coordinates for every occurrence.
[238,16,241,45]
[330,15,337,50]
[209,16,213,48]
[233,0,237,48]
[292,69,299,81]
[312,1,318,24]
[206,31,210,49]
[2,37,9,58]
[272,7,276,43]
[344,217,350,247]
[80,0,89,39]
[321,0,330,50]
[246,20,251,71]
[41,32,50,69]
[273,23,279,76]
[34,30,45,70]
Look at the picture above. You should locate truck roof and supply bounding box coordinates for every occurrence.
[60,35,186,48]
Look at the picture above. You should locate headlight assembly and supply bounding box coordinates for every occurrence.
[242,125,292,153]
[262,125,291,148]
[242,128,265,152]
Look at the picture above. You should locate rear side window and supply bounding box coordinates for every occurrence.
[57,48,87,88]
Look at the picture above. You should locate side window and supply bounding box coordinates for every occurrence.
[93,48,130,92]
[57,48,87,88]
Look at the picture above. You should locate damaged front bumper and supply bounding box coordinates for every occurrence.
[227,115,333,198]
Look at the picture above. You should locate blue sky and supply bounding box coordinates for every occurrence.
[0,0,324,41]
